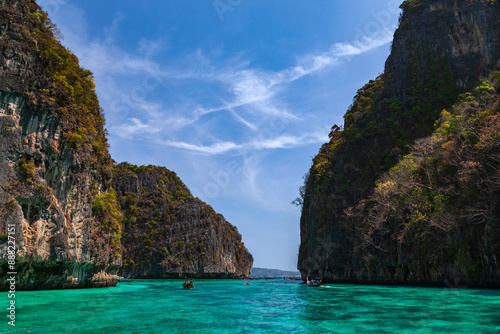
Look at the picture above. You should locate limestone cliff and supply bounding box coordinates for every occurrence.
[298,0,500,287]
[0,0,253,290]
[387,0,500,99]
[0,0,120,289]
[113,163,253,278]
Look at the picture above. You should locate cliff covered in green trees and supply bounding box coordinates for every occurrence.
[0,0,120,290]
[113,163,252,278]
[298,0,500,287]
[0,0,252,290]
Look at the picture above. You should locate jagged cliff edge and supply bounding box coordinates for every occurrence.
[298,0,500,287]
[0,0,252,290]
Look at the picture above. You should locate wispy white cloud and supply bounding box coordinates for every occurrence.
[227,107,257,130]
[103,13,125,44]
[75,41,164,77]
[330,32,394,57]
[178,29,394,126]
[101,32,390,154]
[138,38,168,57]
[160,140,241,155]
[156,132,329,155]
[111,117,162,137]
[51,3,392,156]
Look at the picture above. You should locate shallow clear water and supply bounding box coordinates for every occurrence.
[2,279,500,333]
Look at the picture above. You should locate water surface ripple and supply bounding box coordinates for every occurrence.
[3,279,500,333]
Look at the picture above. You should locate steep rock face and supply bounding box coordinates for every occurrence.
[0,0,253,289]
[387,0,500,99]
[113,163,253,278]
[298,0,500,287]
[339,81,500,287]
[0,0,119,290]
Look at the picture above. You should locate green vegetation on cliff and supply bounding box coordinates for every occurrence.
[1,0,253,289]
[298,0,500,287]
[349,74,500,281]
[92,188,123,255]
[19,1,111,167]
[306,53,460,215]
[113,163,253,278]
[0,0,120,289]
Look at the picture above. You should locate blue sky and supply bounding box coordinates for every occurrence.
[39,0,401,271]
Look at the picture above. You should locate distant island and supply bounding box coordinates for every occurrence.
[251,267,301,278]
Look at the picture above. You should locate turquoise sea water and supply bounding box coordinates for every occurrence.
[2,279,500,333]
